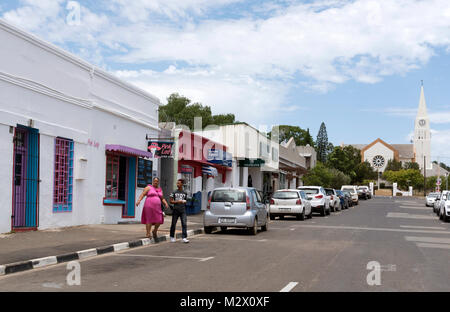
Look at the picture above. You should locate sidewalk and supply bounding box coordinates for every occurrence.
[0,212,204,266]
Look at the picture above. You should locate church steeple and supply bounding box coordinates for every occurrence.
[413,82,431,170]
[417,82,428,118]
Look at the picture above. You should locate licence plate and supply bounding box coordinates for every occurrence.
[279,208,291,211]
[219,218,236,224]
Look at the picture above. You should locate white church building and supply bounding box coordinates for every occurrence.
[344,85,441,176]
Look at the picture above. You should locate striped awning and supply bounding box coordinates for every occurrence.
[202,165,218,177]
[105,144,153,158]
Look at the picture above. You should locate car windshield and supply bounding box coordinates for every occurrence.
[300,188,319,195]
[342,188,354,193]
[211,190,246,202]
[428,193,439,198]
[272,191,299,199]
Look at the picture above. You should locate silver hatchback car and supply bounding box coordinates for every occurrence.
[203,187,269,235]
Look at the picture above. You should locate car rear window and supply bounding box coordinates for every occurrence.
[325,190,334,195]
[342,188,354,193]
[211,190,246,202]
[300,188,319,195]
[272,191,299,199]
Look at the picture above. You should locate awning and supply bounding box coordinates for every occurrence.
[106,144,153,158]
[202,165,218,177]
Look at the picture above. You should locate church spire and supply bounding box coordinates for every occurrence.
[417,82,428,117]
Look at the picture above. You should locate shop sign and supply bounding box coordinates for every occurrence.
[148,141,174,158]
[207,149,232,167]
[238,158,265,167]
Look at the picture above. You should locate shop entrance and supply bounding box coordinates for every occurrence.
[12,126,39,231]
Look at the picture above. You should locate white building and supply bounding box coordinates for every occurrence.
[0,19,161,233]
[197,123,279,195]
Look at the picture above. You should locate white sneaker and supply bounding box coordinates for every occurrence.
[170,237,176,243]
[182,238,189,243]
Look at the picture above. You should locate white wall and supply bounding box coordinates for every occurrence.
[0,20,160,232]
[363,142,395,173]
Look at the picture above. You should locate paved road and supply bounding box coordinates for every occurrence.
[1,197,449,292]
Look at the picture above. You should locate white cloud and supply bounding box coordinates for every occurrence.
[4,0,450,125]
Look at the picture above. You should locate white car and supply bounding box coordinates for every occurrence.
[438,191,450,222]
[426,192,440,207]
[324,188,341,212]
[269,189,312,220]
[341,185,359,205]
[298,186,330,216]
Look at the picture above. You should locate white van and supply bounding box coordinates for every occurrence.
[341,185,358,205]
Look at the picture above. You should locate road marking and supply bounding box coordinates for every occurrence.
[415,243,450,250]
[400,225,446,230]
[196,236,268,242]
[280,282,298,292]
[387,212,436,220]
[296,224,450,235]
[113,254,214,262]
[399,206,432,210]
[405,236,450,244]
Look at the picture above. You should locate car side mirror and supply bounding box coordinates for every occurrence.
[264,199,270,204]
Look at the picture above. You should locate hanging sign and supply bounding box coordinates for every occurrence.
[148,141,174,158]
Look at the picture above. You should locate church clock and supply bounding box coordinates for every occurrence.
[419,119,426,127]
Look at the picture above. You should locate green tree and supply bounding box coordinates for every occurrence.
[326,145,362,182]
[354,161,377,184]
[271,125,315,147]
[316,122,329,163]
[159,93,236,130]
[302,162,350,189]
[403,162,420,170]
[383,169,423,190]
[385,159,403,171]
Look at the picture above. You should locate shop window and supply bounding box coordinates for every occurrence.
[105,154,120,199]
[53,137,74,212]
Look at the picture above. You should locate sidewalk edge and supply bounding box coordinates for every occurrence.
[0,228,205,276]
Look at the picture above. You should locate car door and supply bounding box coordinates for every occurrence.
[300,191,310,214]
[252,189,265,225]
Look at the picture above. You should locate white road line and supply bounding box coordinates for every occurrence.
[280,282,299,292]
[196,236,268,242]
[415,243,450,250]
[386,212,436,220]
[399,206,430,210]
[113,254,214,262]
[296,224,450,235]
[405,236,450,244]
[400,225,446,230]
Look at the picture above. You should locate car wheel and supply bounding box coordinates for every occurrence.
[220,226,227,232]
[261,217,269,231]
[308,208,313,219]
[297,208,305,221]
[249,218,258,235]
[204,226,213,234]
[439,211,443,220]
[321,206,326,217]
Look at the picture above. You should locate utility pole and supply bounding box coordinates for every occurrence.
[423,155,426,196]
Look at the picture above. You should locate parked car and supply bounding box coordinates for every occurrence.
[324,188,341,212]
[341,185,359,205]
[357,186,371,199]
[204,187,269,235]
[298,186,330,216]
[269,189,312,220]
[434,195,441,215]
[426,192,440,207]
[342,190,354,207]
[336,190,350,209]
[438,191,450,222]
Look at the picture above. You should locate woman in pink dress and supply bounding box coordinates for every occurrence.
[136,177,169,238]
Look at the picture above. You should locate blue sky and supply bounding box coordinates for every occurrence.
[1,0,450,163]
